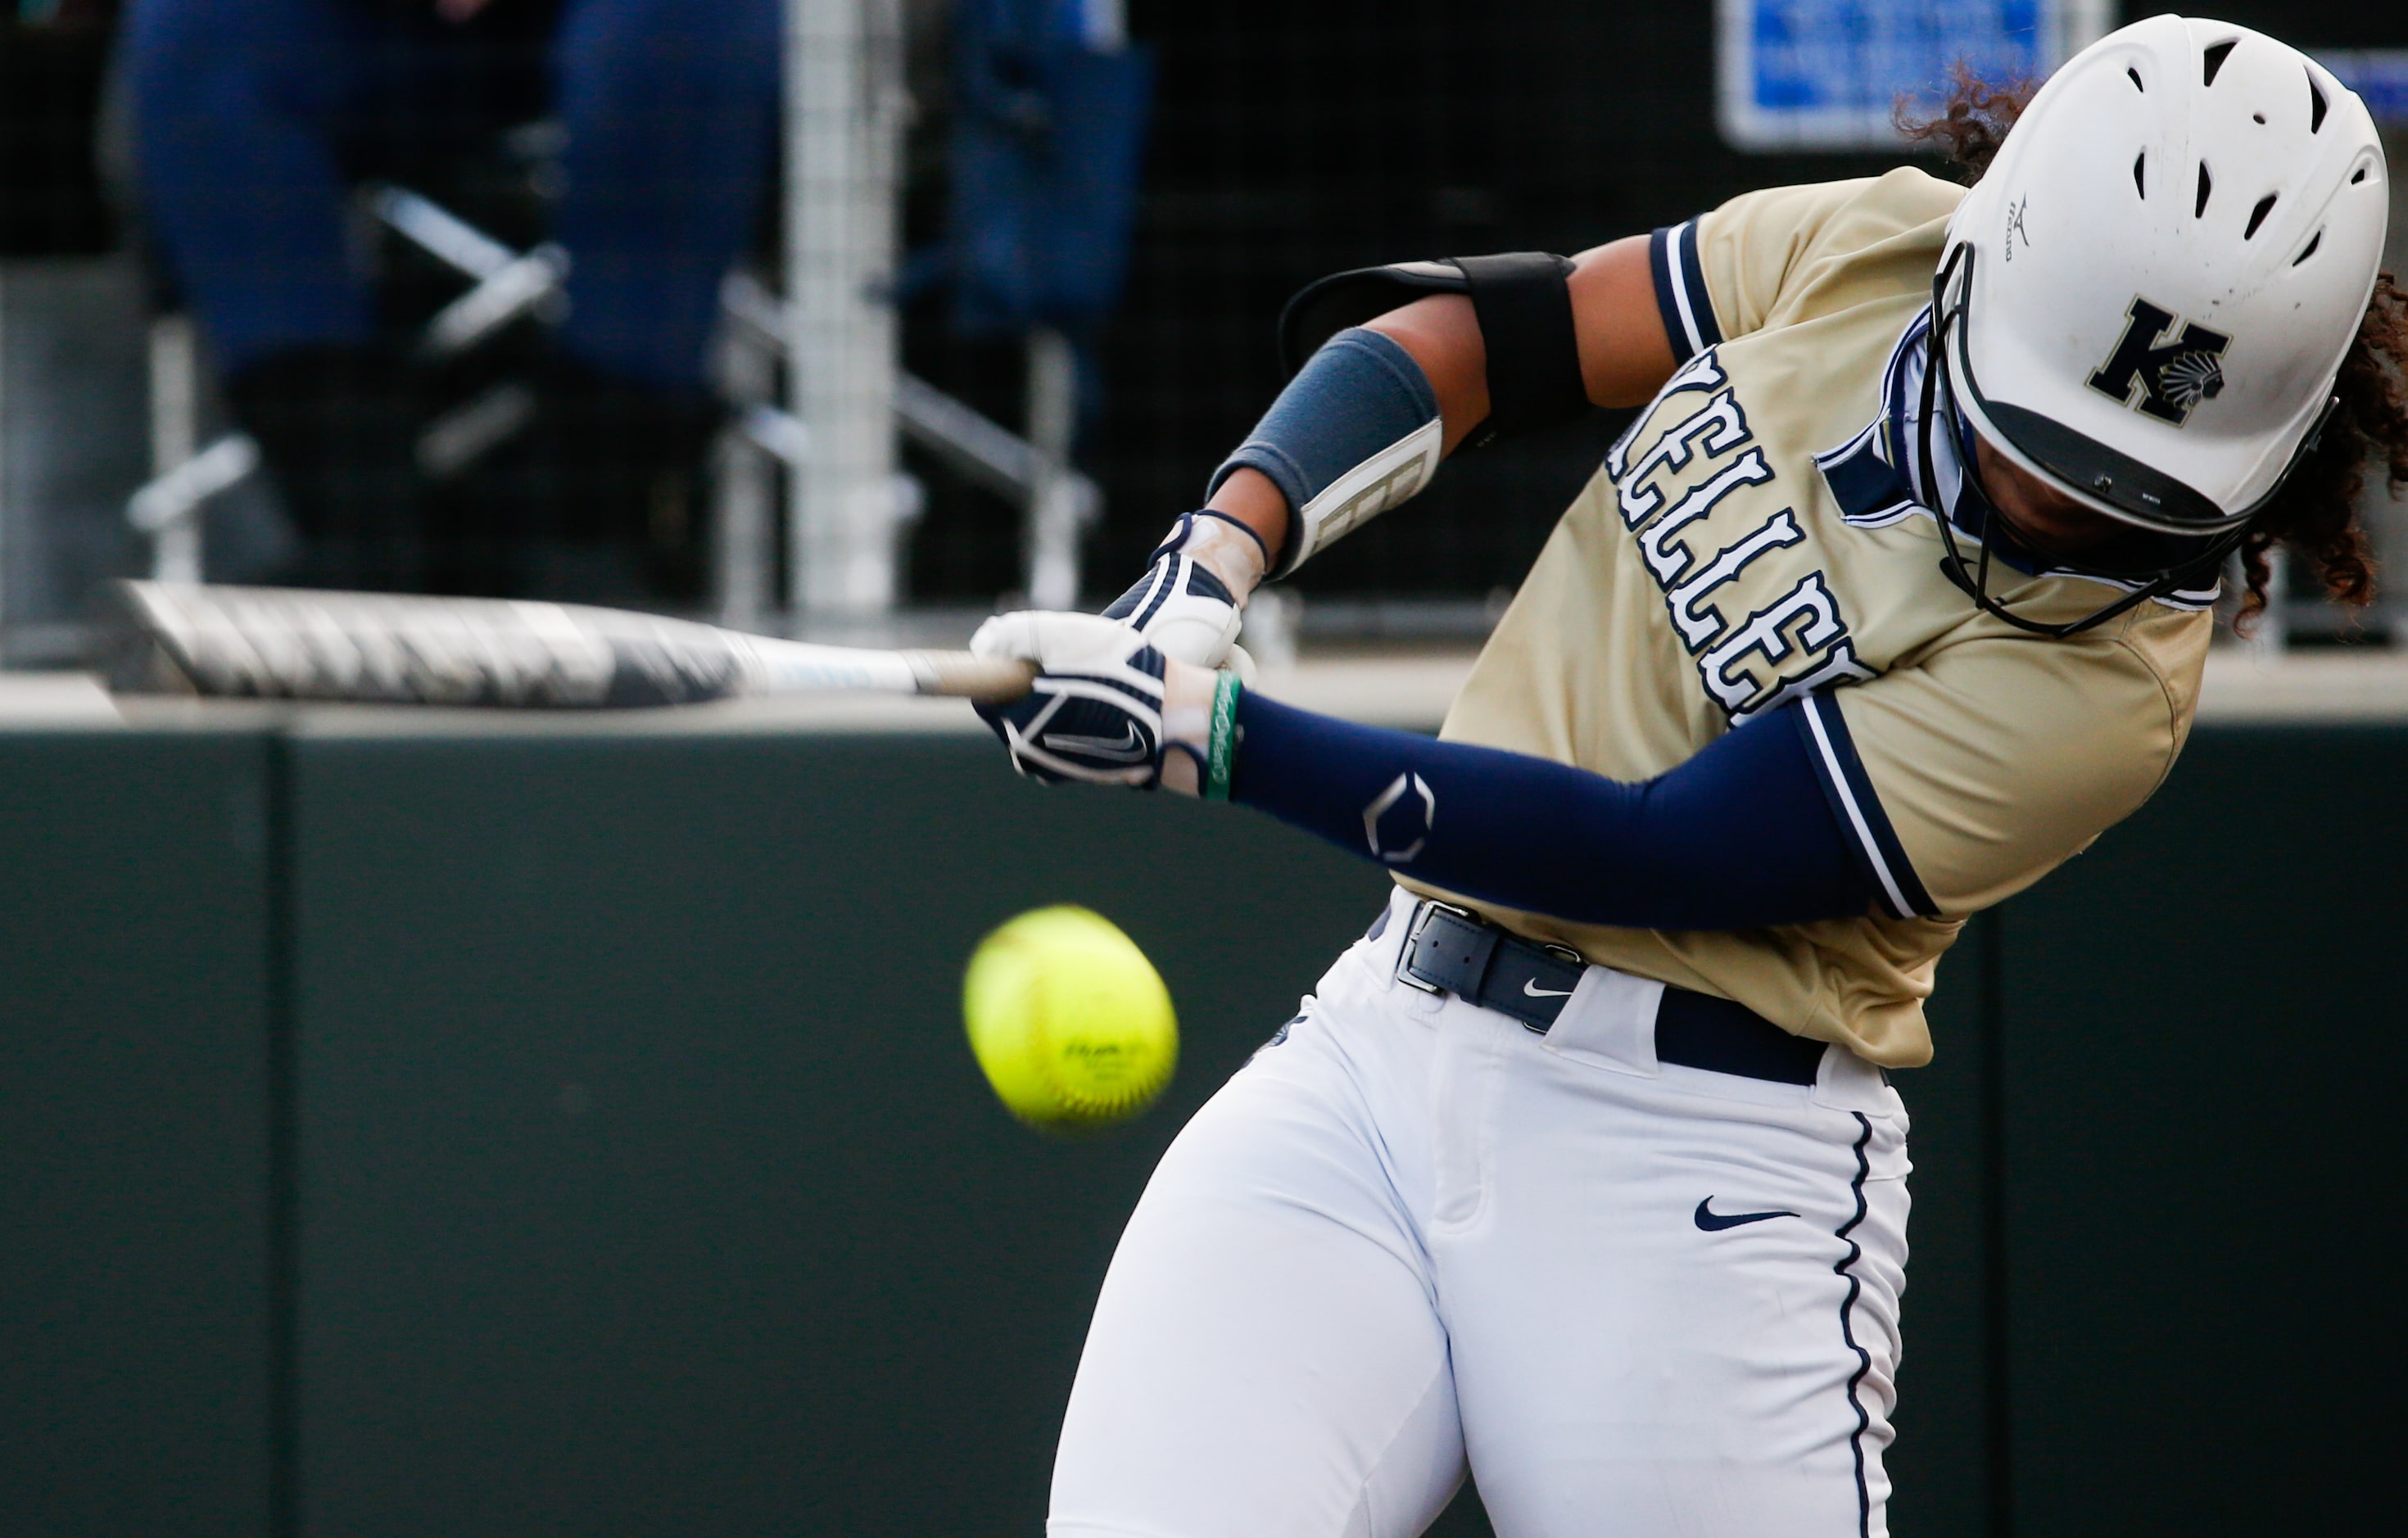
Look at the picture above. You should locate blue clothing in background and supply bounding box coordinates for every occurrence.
[949,0,1151,339]
[127,0,781,389]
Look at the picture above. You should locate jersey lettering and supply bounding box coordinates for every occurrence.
[1734,640,1876,721]
[1700,572,1849,716]
[1607,350,1727,479]
[1637,450,1776,586]
[1612,368,1872,721]
[1664,509,1805,646]
[1618,394,1753,524]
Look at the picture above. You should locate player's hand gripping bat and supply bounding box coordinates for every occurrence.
[102,581,1040,708]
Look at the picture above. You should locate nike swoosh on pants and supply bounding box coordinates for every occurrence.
[1693,1198,1798,1232]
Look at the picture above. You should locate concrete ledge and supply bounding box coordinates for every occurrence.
[2198,652,2408,723]
[11,645,2408,736]
[0,672,120,727]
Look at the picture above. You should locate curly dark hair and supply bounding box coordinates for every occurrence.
[1894,66,2036,180]
[1899,66,2405,618]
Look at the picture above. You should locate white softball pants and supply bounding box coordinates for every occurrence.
[1049,889,1912,1538]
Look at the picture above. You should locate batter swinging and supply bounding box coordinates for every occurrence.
[973,17,2408,1536]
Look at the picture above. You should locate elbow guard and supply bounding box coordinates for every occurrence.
[1276,251,1594,448]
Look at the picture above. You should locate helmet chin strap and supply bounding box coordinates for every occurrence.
[1920,253,2245,640]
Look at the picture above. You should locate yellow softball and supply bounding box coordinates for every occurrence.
[962,905,1178,1130]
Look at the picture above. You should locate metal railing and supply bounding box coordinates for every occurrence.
[125,187,1098,632]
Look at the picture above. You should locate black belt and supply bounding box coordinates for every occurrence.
[1393,902,1827,1087]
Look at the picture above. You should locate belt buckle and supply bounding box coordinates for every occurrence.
[1394,900,1476,994]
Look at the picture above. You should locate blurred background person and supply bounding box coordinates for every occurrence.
[124,0,781,599]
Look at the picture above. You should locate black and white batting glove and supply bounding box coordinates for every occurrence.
[1101,511,1268,681]
[971,613,1175,787]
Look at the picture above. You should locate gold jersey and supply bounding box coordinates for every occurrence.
[1400,169,2212,1068]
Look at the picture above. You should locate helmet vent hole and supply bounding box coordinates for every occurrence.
[2133,152,2147,198]
[2309,75,2329,133]
[2202,39,2237,87]
[2128,66,2145,92]
[2351,165,2369,184]
[2245,193,2277,239]
[2252,112,2266,125]
[2294,230,2322,266]
[2196,163,2213,218]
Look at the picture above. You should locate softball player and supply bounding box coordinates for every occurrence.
[975,17,2408,1535]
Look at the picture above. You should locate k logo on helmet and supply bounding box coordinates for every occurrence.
[2085,297,2232,427]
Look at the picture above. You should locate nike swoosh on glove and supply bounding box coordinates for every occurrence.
[970,612,1169,787]
[1102,512,1259,681]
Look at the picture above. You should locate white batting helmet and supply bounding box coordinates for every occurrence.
[1937,15,2388,537]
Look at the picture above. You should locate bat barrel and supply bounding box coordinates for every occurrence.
[103,581,1043,709]
[105,581,749,707]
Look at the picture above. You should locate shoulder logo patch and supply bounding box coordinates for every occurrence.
[2086,296,2231,426]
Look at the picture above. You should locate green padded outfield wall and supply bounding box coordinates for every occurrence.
[1986,728,2408,1535]
[0,728,279,1537]
[2,717,2400,1536]
[280,731,1393,1537]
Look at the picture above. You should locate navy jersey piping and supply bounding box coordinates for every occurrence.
[1835,1112,1877,1538]
[1793,693,1939,921]
[1650,220,1722,364]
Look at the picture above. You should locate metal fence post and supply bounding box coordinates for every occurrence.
[147,316,204,585]
[1023,328,1091,611]
[712,297,781,633]
[0,268,9,649]
[786,0,908,630]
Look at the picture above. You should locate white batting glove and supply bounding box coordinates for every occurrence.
[970,613,1171,787]
[1100,511,1267,682]
[970,612,1223,793]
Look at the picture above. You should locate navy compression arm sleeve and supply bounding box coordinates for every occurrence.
[1230,692,1878,930]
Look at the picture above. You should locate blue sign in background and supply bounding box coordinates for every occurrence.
[1719,1,2083,150]
[1752,1,2042,111]
[2320,52,2408,126]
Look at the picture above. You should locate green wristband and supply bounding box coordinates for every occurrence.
[1204,671,1242,802]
